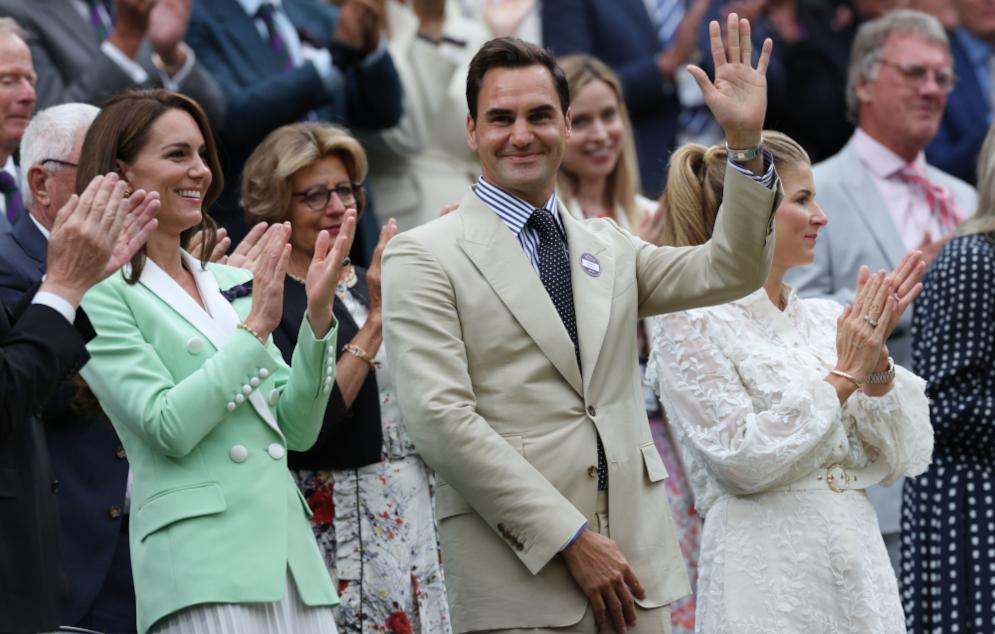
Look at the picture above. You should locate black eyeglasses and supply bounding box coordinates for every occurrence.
[877,59,958,93]
[291,184,364,211]
[40,158,78,169]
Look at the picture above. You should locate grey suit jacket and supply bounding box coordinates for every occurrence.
[785,134,977,534]
[785,135,977,370]
[0,0,225,125]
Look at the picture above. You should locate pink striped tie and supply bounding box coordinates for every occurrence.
[899,163,961,230]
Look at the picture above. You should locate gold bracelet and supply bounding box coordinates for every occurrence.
[237,322,266,345]
[342,343,380,369]
[830,369,863,390]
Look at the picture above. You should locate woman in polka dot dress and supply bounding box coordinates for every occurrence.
[902,124,995,633]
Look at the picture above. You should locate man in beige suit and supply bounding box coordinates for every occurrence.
[382,16,778,634]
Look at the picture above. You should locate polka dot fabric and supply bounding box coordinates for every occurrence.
[903,233,995,633]
[527,208,608,490]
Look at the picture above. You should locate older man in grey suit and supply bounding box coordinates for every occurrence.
[785,9,978,573]
[0,0,224,125]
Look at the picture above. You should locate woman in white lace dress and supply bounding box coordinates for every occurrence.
[646,131,933,633]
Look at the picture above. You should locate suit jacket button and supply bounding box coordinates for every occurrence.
[515,541,525,551]
[267,443,285,460]
[229,444,249,463]
[186,336,204,354]
[115,446,127,460]
[497,522,507,535]
[51,479,59,493]
[587,465,598,478]
[108,505,123,519]
[587,405,596,417]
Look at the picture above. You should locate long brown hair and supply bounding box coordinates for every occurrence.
[663,131,810,247]
[75,89,224,283]
[556,54,641,228]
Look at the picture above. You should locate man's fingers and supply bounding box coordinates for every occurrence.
[602,586,626,633]
[76,174,105,221]
[726,12,741,68]
[614,576,637,627]
[708,20,726,67]
[589,592,607,633]
[756,37,773,75]
[739,17,751,64]
[623,565,646,601]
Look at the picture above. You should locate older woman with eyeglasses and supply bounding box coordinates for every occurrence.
[239,122,452,634]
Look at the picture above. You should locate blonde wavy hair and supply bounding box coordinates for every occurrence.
[663,131,810,247]
[955,122,994,238]
[242,122,368,225]
[555,55,642,228]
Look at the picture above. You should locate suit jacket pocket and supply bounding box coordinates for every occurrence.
[436,481,474,520]
[0,467,19,498]
[136,482,227,541]
[640,442,669,483]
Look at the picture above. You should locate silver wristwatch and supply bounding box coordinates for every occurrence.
[865,357,896,385]
[727,136,765,162]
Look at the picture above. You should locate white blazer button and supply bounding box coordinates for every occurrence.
[229,445,248,463]
[326,366,334,377]
[267,443,285,460]
[269,389,279,405]
[259,368,270,379]
[186,336,204,354]
[250,377,260,387]
[242,384,252,395]
[226,402,236,412]
[235,393,245,404]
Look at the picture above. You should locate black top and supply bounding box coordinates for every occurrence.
[273,268,383,470]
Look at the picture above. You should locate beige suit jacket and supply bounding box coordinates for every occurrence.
[381,167,780,632]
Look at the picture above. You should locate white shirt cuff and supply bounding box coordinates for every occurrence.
[32,291,77,324]
[728,149,777,189]
[153,44,197,89]
[101,40,150,84]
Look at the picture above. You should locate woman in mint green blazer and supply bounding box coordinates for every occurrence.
[74,90,357,634]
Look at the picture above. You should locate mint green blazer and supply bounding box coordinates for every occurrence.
[79,252,338,634]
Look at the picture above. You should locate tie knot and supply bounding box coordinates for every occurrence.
[256,2,277,21]
[527,207,558,237]
[0,171,16,194]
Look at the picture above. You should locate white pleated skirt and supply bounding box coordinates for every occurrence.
[149,570,338,634]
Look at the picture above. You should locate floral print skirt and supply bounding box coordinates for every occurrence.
[295,456,451,634]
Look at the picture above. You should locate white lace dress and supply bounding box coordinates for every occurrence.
[646,287,933,634]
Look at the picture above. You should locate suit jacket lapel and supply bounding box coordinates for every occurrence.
[561,209,614,391]
[11,218,47,276]
[186,254,283,438]
[456,194,583,396]
[840,141,906,268]
[41,0,102,53]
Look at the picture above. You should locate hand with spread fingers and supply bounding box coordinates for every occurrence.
[305,209,358,339]
[186,226,230,264]
[687,13,773,156]
[43,173,155,308]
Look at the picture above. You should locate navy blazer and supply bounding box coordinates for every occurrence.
[542,0,683,195]
[275,270,383,471]
[927,29,992,186]
[0,282,94,632]
[187,0,403,246]
[0,220,133,630]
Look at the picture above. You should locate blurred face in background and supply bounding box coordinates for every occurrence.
[0,33,36,158]
[955,0,995,42]
[773,161,828,272]
[561,79,624,183]
[856,33,952,158]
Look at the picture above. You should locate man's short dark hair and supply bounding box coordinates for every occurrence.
[466,37,570,121]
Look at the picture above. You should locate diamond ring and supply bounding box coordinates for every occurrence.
[863,314,879,328]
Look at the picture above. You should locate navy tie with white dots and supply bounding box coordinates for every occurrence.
[527,208,608,490]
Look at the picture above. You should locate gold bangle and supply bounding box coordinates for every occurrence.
[237,322,266,345]
[342,343,380,369]
[830,369,863,390]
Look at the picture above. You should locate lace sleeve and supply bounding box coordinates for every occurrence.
[844,366,933,483]
[647,310,845,496]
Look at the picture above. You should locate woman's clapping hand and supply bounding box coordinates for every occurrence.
[305,210,358,339]
[242,223,293,342]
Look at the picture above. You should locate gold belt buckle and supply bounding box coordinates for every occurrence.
[825,463,851,493]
